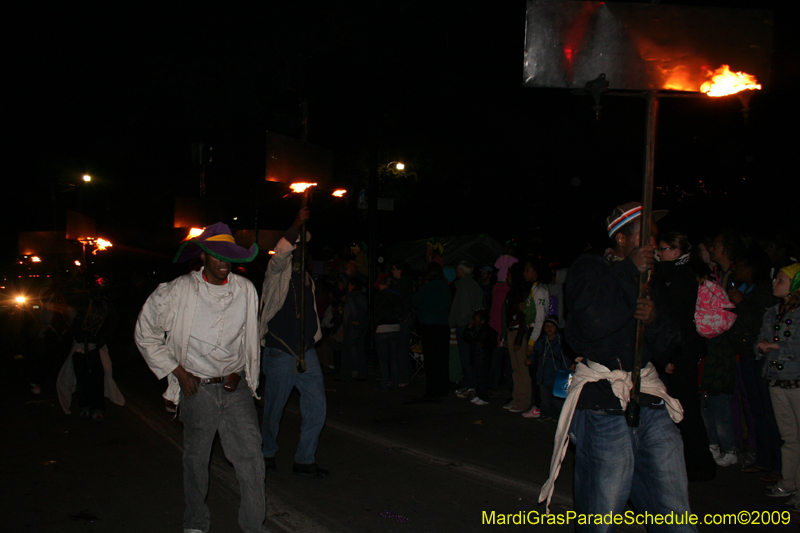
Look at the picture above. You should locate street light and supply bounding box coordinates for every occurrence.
[385,161,405,173]
[82,174,92,182]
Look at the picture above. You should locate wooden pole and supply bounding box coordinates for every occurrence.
[626,91,659,428]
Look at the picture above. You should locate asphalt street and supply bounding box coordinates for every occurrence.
[4,341,799,532]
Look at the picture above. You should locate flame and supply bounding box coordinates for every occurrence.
[92,238,112,255]
[701,65,761,97]
[661,65,694,92]
[332,189,347,197]
[188,227,204,240]
[290,182,317,193]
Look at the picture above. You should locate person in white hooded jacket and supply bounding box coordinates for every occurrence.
[135,222,268,533]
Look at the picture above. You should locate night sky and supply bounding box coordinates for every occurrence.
[6,1,797,270]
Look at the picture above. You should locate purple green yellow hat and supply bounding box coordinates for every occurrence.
[173,222,258,263]
[780,263,800,293]
[606,201,668,237]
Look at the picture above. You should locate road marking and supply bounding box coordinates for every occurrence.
[320,413,574,510]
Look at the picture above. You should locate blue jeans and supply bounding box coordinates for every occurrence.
[700,392,735,452]
[571,408,696,533]
[261,347,327,464]
[375,331,401,390]
[538,383,564,419]
[180,382,267,533]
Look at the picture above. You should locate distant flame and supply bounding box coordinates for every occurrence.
[290,182,317,193]
[93,238,112,255]
[332,189,347,197]
[188,228,204,240]
[701,65,761,97]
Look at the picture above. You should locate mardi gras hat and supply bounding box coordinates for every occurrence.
[780,263,800,293]
[173,223,258,263]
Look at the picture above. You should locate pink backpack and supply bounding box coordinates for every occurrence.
[694,279,737,339]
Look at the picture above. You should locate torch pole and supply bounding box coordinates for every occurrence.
[626,91,659,428]
[297,191,309,373]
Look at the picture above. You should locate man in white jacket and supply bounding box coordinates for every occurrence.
[135,222,268,533]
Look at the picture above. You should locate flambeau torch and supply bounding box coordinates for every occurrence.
[289,183,317,373]
[286,183,347,373]
[626,64,761,428]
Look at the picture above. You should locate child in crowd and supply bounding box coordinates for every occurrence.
[461,309,497,405]
[756,263,800,511]
[521,258,551,418]
[526,316,572,421]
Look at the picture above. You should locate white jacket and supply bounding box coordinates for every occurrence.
[134,271,261,405]
[258,234,322,348]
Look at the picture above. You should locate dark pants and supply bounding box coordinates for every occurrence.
[420,324,450,398]
[375,330,401,390]
[668,352,717,481]
[488,346,510,390]
[473,347,491,401]
[341,326,367,380]
[740,357,782,473]
[72,349,104,412]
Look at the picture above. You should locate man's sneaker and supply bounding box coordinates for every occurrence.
[709,444,721,460]
[502,401,514,410]
[456,388,475,399]
[765,484,796,498]
[509,406,527,413]
[538,415,551,422]
[521,407,541,418]
[715,450,738,467]
[470,397,488,406]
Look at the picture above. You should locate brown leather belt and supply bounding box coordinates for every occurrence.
[196,376,225,385]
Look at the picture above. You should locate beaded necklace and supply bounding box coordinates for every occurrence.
[769,303,796,373]
[773,305,796,342]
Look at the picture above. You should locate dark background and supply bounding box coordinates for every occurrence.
[5,0,797,273]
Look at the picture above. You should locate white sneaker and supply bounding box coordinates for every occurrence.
[709,445,721,460]
[522,407,541,419]
[502,401,514,410]
[470,397,488,405]
[455,387,470,398]
[715,450,738,467]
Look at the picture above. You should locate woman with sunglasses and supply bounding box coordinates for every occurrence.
[757,263,800,511]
